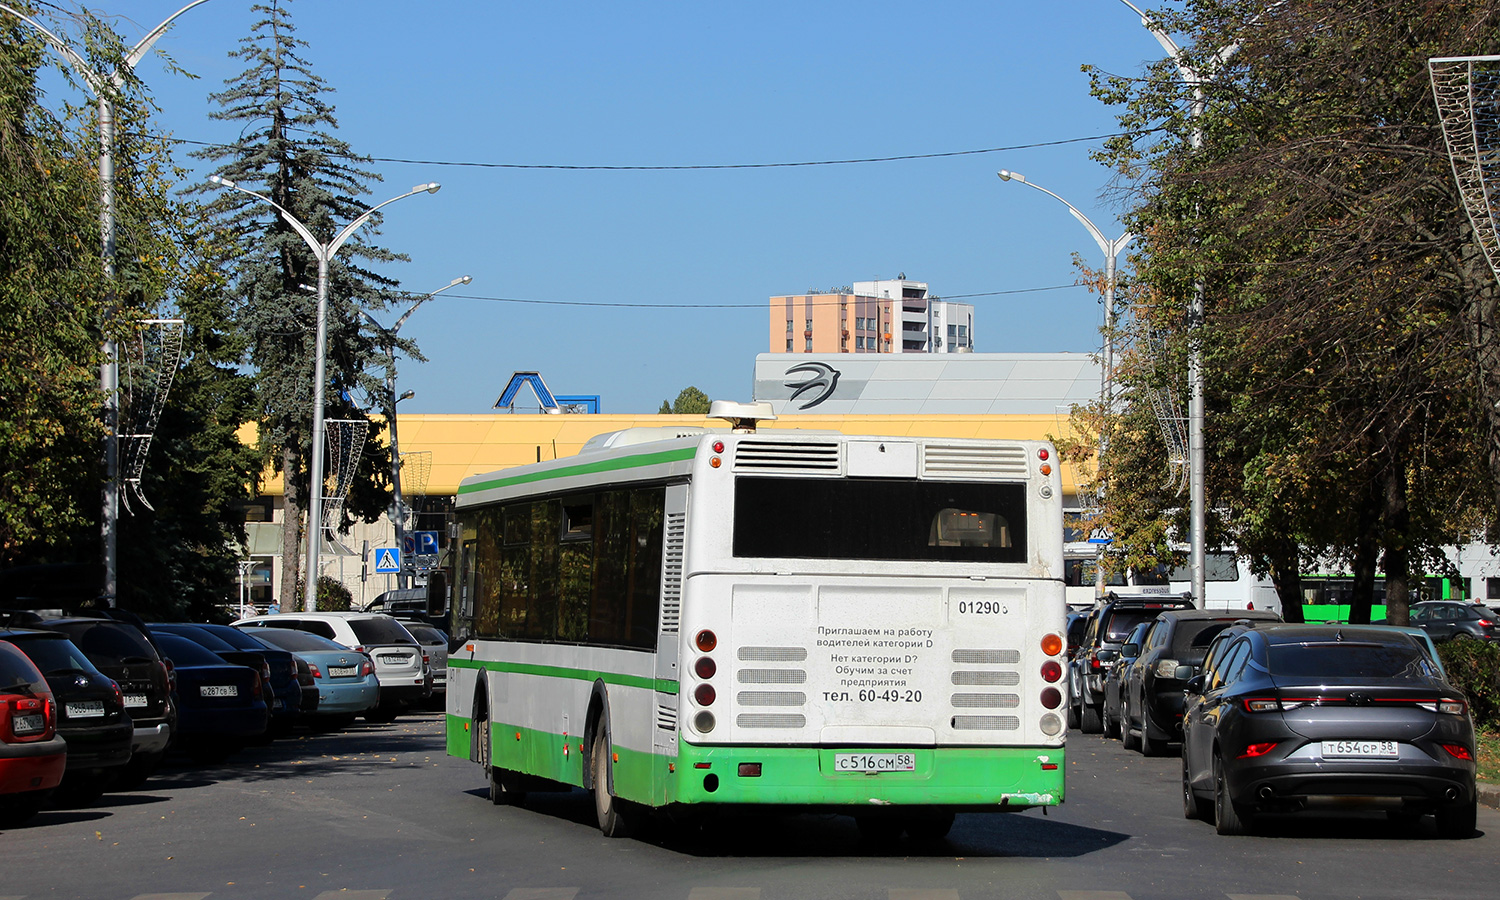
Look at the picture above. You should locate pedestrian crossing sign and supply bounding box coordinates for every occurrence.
[374,547,401,574]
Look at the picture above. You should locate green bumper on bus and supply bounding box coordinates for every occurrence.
[448,714,1064,810]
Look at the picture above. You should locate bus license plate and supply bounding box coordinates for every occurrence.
[200,685,238,698]
[834,753,916,773]
[1321,740,1398,758]
[329,666,357,677]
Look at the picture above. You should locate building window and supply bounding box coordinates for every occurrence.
[1488,577,1500,600]
[786,339,793,351]
[786,319,792,333]
[958,324,968,338]
[855,336,865,349]
[806,318,812,330]
[947,324,957,338]
[805,338,813,351]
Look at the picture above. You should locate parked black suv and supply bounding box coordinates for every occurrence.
[36,615,175,787]
[0,628,133,801]
[1070,592,1195,734]
[1121,608,1281,756]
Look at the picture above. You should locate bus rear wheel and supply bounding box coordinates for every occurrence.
[592,723,635,838]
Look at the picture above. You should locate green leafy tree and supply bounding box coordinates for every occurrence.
[0,20,103,566]
[662,386,711,415]
[195,0,404,606]
[1085,0,1500,623]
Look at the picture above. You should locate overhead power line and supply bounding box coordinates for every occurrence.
[387,283,1087,310]
[159,130,1153,172]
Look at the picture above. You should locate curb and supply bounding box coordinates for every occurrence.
[1479,782,1500,810]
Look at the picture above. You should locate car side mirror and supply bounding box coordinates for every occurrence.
[1185,673,1205,693]
[1174,664,1195,681]
[1122,643,1140,658]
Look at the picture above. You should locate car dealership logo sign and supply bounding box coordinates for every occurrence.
[784,362,840,409]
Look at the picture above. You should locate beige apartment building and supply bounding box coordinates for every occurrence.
[768,277,975,354]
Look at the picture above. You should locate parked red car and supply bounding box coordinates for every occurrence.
[0,641,66,826]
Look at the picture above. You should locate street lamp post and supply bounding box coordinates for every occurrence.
[1,0,217,607]
[997,169,1134,597]
[208,176,441,612]
[359,275,472,589]
[1116,0,1241,609]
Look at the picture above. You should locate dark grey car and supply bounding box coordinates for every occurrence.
[1180,624,1477,837]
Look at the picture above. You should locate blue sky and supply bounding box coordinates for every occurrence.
[71,0,1169,414]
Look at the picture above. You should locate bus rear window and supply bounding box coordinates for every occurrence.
[733,477,1027,563]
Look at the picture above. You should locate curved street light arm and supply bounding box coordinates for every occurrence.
[391,274,471,333]
[997,170,1131,261]
[326,183,441,259]
[120,0,216,78]
[0,2,101,93]
[208,176,325,259]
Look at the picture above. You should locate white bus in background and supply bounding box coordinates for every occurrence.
[1166,551,1281,614]
[1063,543,1281,614]
[445,402,1069,839]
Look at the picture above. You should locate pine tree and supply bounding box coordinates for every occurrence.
[194,0,402,607]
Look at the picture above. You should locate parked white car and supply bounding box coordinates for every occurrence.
[232,612,431,722]
[398,620,448,708]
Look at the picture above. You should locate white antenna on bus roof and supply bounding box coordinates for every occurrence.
[708,401,777,433]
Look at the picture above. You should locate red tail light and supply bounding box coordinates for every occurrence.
[1477,619,1493,628]
[308,663,323,679]
[163,657,177,692]
[1442,743,1474,761]
[1239,742,1278,759]
[250,671,262,693]
[360,660,374,677]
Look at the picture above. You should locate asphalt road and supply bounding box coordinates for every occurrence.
[5,711,1499,900]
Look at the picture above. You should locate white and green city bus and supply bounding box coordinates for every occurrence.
[444,402,1068,838]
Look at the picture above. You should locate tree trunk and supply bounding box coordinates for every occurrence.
[1266,538,1305,623]
[280,443,302,612]
[1381,450,1411,627]
[1347,485,1381,625]
[1460,256,1500,519]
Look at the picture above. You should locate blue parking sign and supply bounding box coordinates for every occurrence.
[374,547,401,574]
[404,531,440,555]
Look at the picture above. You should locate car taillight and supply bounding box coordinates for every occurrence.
[1238,742,1278,759]
[163,657,177,692]
[360,660,374,677]
[1477,619,1493,628]
[250,671,262,693]
[1244,698,1280,713]
[308,663,323,679]
[1438,699,1466,716]
[110,680,124,709]
[1442,743,1474,761]
[287,660,299,679]
[1,695,52,741]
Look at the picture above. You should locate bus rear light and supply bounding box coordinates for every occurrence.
[710,457,722,468]
[1040,687,1062,709]
[1041,634,1063,657]
[1039,464,1052,476]
[694,711,715,733]
[694,684,716,706]
[1040,660,1062,683]
[1040,713,1062,736]
[712,440,725,453]
[738,762,762,777]
[695,630,717,652]
[694,657,716,679]
[1038,448,1049,460]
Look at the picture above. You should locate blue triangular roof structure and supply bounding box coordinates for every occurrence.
[494,372,558,410]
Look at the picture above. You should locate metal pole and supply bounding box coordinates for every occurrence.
[387,366,407,590]
[996,170,1132,600]
[305,253,331,612]
[99,93,119,606]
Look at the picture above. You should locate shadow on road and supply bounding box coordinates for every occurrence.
[465,785,1132,859]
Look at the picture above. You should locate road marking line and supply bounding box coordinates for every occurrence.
[129,895,212,900]
[688,890,760,900]
[503,890,581,900]
[1058,892,1134,900]
[1228,896,1302,900]
[312,892,388,900]
[890,890,961,900]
